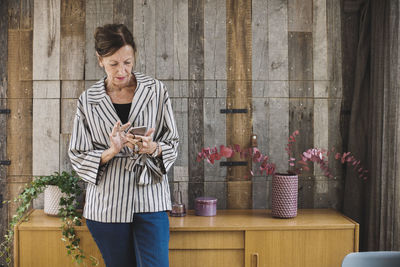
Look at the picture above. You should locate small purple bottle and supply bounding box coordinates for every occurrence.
[195,197,217,216]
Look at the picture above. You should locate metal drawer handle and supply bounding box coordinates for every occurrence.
[252,253,259,267]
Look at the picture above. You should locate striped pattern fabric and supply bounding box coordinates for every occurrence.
[68,71,179,222]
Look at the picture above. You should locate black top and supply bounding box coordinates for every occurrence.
[113,103,132,124]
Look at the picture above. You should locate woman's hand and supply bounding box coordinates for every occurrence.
[125,128,158,155]
[109,121,131,155]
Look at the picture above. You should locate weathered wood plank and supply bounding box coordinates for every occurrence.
[33,0,61,80]
[20,0,33,29]
[252,97,269,166]
[328,99,343,178]
[288,32,313,81]
[7,99,32,176]
[61,99,77,134]
[59,133,73,172]
[8,30,33,98]
[327,0,343,98]
[85,0,113,80]
[289,81,313,97]
[267,81,289,98]
[204,80,216,97]
[113,0,133,32]
[252,180,271,209]
[298,178,314,208]
[252,0,268,81]
[170,80,188,98]
[0,99,7,257]
[188,97,204,209]
[268,0,288,81]
[269,98,289,172]
[204,98,226,182]
[289,98,314,177]
[0,2,8,99]
[171,98,188,167]
[288,0,312,32]
[61,80,85,99]
[314,80,329,98]
[187,0,204,209]
[8,0,20,29]
[314,98,329,176]
[155,0,174,79]
[227,181,251,209]
[133,0,156,76]
[313,0,328,81]
[61,0,85,80]
[205,181,226,209]
[19,29,33,81]
[204,0,226,80]
[33,99,60,176]
[33,81,60,99]
[226,0,252,202]
[173,0,188,80]
[217,80,227,98]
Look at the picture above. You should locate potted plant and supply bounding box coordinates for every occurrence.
[197,130,367,218]
[0,171,98,266]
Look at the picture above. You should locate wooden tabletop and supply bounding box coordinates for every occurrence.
[17,209,358,232]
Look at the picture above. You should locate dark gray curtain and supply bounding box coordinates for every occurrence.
[342,0,400,251]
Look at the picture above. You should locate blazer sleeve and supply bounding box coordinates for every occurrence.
[146,85,179,178]
[68,96,106,185]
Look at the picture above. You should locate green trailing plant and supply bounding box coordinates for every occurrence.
[0,171,98,266]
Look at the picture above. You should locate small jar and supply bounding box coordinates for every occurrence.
[195,197,217,216]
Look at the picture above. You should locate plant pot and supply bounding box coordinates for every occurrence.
[271,173,298,218]
[44,185,67,216]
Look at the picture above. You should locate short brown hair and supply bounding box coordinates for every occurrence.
[94,24,136,57]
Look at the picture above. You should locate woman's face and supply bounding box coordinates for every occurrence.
[97,45,135,89]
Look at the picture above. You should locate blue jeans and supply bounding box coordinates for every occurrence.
[86,212,170,267]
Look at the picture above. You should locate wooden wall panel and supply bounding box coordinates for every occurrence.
[252,0,268,81]
[313,0,328,82]
[288,0,313,32]
[59,133,73,172]
[204,98,226,182]
[288,32,313,82]
[61,0,85,80]
[289,98,314,178]
[32,98,60,176]
[226,0,252,208]
[113,0,133,32]
[6,101,32,177]
[33,0,60,80]
[8,30,32,99]
[204,0,226,80]
[156,0,174,80]
[133,0,156,77]
[268,0,288,81]
[33,81,60,99]
[173,0,188,80]
[85,0,113,80]
[188,0,204,209]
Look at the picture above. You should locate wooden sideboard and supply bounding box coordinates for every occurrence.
[14,209,358,267]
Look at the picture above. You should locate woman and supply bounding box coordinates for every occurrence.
[68,23,179,267]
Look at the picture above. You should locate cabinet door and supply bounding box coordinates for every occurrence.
[245,229,355,267]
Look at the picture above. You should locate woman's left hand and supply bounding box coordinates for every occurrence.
[125,128,157,155]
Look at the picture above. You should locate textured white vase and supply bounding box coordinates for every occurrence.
[44,185,67,216]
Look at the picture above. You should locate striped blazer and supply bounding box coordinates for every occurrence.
[68,71,179,222]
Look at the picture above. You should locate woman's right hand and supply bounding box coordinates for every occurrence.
[109,121,131,155]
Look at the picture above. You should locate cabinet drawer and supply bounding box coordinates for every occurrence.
[170,250,244,267]
[170,231,244,249]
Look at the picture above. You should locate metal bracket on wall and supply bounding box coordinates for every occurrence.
[0,160,10,166]
[0,109,10,114]
[220,161,248,167]
[0,194,2,209]
[220,109,248,114]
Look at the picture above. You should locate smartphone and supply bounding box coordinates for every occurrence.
[128,126,147,136]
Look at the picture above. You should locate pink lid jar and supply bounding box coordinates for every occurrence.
[195,197,217,216]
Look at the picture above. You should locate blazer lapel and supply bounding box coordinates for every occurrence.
[88,77,120,129]
[127,71,155,126]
